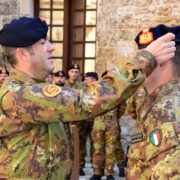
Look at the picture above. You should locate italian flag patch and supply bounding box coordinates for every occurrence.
[149,130,162,146]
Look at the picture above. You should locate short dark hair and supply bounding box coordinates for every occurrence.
[86,72,98,81]
[171,45,180,77]
[2,46,17,67]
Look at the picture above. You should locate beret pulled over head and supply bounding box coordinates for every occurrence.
[85,72,98,81]
[0,16,48,47]
[68,64,80,71]
[53,71,66,77]
[135,24,180,49]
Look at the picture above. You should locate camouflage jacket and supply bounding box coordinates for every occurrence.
[0,50,156,179]
[93,103,126,131]
[126,86,148,120]
[64,79,84,89]
[128,79,180,161]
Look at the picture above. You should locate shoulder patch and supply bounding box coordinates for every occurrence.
[149,129,162,146]
[43,85,62,97]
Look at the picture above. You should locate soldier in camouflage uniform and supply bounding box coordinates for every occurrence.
[64,64,87,176]
[90,72,126,180]
[0,17,175,179]
[79,72,99,172]
[53,70,66,87]
[45,73,53,84]
[126,86,148,120]
[126,25,180,180]
[114,102,127,177]
[0,68,9,87]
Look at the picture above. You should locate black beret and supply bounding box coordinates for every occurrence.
[53,71,66,77]
[0,16,48,47]
[85,72,98,80]
[68,64,80,71]
[0,68,9,75]
[135,24,180,49]
[101,71,108,78]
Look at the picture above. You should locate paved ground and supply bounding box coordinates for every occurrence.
[79,162,125,180]
[79,138,126,180]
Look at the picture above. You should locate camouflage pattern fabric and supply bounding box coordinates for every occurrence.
[126,86,148,120]
[78,120,94,168]
[64,79,93,168]
[0,50,156,179]
[126,80,180,180]
[91,104,126,175]
[115,130,126,169]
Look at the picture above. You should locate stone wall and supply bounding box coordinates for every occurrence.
[0,0,33,67]
[95,0,180,151]
[0,0,180,153]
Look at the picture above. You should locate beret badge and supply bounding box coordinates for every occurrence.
[139,27,154,45]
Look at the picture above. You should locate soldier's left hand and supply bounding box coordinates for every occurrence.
[145,32,176,64]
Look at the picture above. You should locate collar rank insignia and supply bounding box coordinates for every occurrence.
[139,27,153,45]
[43,85,62,97]
[149,129,162,146]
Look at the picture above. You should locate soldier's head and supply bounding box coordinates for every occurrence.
[135,25,180,93]
[53,71,66,86]
[45,73,53,84]
[68,64,80,82]
[0,16,55,80]
[83,72,98,84]
[0,68,9,85]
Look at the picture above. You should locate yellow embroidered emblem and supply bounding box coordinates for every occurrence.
[139,27,153,45]
[1,68,6,73]
[43,85,62,97]
[74,64,78,69]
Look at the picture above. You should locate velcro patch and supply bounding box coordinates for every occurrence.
[43,85,62,97]
[131,133,143,144]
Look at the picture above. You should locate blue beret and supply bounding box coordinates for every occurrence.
[0,16,48,47]
[135,24,180,49]
[68,64,80,71]
[53,71,66,77]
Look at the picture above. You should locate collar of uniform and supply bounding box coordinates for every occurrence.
[32,78,46,84]
[9,68,38,84]
[149,79,180,100]
[139,79,180,120]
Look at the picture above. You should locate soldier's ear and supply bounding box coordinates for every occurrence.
[16,48,29,62]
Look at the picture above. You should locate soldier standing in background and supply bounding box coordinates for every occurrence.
[0,16,176,179]
[126,25,180,180]
[90,71,126,180]
[64,64,83,89]
[0,68,9,87]
[45,72,53,84]
[64,64,86,176]
[53,70,66,87]
[80,72,99,173]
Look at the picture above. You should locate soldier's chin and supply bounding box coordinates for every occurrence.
[48,65,54,73]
